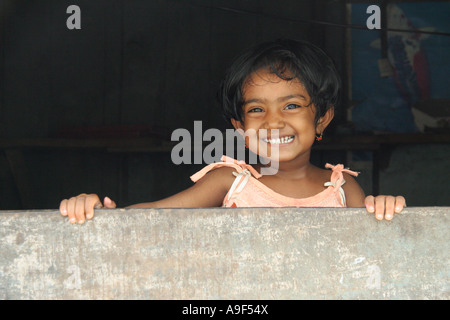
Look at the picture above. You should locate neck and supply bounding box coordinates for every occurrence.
[259,150,313,180]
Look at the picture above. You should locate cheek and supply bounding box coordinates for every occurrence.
[295,115,317,132]
[242,129,270,157]
[243,129,258,147]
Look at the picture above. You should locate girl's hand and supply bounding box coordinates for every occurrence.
[59,194,116,224]
[364,195,406,220]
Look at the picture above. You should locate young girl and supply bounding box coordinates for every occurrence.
[59,39,405,224]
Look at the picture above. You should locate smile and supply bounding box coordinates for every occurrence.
[262,136,295,144]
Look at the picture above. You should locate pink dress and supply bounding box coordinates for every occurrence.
[190,155,359,208]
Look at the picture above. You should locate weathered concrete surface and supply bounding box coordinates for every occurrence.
[0,207,448,300]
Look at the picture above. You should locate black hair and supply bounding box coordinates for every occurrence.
[218,38,341,126]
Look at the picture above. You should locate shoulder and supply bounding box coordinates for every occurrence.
[193,166,236,192]
[342,172,365,207]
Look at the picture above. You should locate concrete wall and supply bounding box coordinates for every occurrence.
[0,207,448,299]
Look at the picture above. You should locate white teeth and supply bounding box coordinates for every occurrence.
[263,136,294,144]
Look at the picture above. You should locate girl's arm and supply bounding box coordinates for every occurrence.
[59,167,235,224]
[126,167,235,208]
[343,172,406,220]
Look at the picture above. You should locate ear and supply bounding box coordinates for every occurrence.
[316,107,334,134]
[231,118,244,131]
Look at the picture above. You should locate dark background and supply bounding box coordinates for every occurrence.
[0,0,449,210]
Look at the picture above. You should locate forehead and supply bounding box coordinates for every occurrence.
[242,69,310,100]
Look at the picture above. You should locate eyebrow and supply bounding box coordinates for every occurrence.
[243,94,307,106]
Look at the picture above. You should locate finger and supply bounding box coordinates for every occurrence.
[364,195,375,213]
[85,194,102,220]
[67,197,77,224]
[75,195,87,224]
[395,196,406,213]
[59,199,68,216]
[103,196,117,209]
[384,196,396,220]
[374,196,385,220]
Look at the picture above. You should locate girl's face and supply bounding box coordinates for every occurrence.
[231,69,333,164]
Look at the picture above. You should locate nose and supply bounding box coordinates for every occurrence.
[263,110,285,130]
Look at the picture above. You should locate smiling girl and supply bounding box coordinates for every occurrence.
[59,39,405,224]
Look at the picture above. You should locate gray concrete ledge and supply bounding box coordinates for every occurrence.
[0,207,448,300]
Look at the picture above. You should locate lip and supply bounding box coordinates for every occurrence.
[260,135,295,145]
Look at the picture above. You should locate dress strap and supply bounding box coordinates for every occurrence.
[190,155,262,182]
[324,163,359,190]
[324,163,359,207]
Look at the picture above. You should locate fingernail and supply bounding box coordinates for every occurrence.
[78,220,85,224]
[86,214,93,219]
[69,218,76,223]
[395,206,401,213]
[386,214,391,219]
[377,214,383,219]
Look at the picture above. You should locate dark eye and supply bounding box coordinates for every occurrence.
[285,104,301,110]
[248,107,263,113]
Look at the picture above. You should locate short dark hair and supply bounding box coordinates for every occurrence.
[218,38,341,125]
